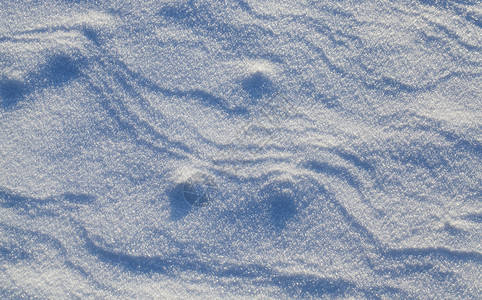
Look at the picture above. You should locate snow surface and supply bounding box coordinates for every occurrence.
[0,0,481,298]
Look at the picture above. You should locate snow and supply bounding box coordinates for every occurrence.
[1,0,481,298]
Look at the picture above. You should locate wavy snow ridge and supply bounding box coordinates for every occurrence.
[0,0,481,298]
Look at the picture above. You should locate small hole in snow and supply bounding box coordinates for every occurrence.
[182,172,217,207]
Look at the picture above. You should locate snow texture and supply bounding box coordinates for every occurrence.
[0,0,481,298]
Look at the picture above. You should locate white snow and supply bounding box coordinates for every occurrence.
[1,0,481,298]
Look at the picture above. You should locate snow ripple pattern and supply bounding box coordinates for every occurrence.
[0,0,481,298]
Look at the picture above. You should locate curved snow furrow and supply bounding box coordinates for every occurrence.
[379,111,482,157]
[85,55,310,166]
[462,213,482,223]
[365,254,478,298]
[100,73,194,154]
[173,166,378,252]
[84,66,191,160]
[156,1,277,50]
[0,189,58,218]
[297,39,348,77]
[123,72,248,116]
[0,222,122,298]
[298,148,481,276]
[229,0,276,21]
[329,149,376,174]
[81,224,405,299]
[367,249,480,298]
[299,173,382,249]
[359,134,477,198]
[83,51,253,161]
[0,287,30,300]
[98,85,228,160]
[0,222,68,260]
[418,0,482,30]
[73,169,441,298]
[383,247,482,263]
[300,147,383,201]
[369,244,479,294]
[209,124,323,161]
[107,58,248,116]
[368,259,445,278]
[464,11,482,28]
[283,10,480,96]
[297,34,475,97]
[0,16,198,159]
[211,165,382,251]
[0,25,87,41]
[363,71,481,96]
[62,260,124,297]
[303,160,364,192]
[426,20,481,52]
[0,243,31,264]
[0,189,97,218]
[287,13,363,49]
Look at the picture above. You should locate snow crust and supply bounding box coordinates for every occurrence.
[0,0,481,298]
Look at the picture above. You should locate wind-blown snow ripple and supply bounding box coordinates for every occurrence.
[0,0,480,298]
